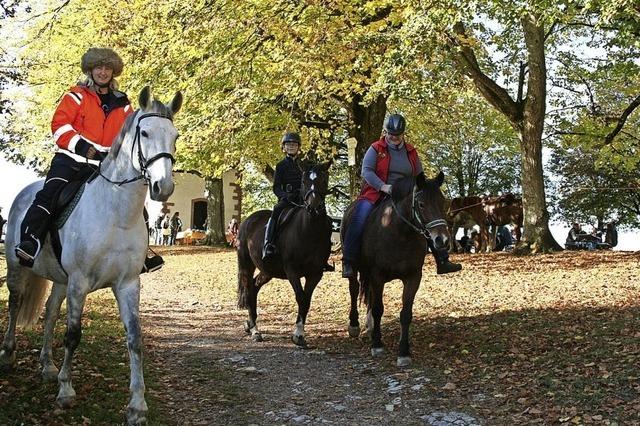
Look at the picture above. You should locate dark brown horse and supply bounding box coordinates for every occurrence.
[236,161,332,346]
[341,172,450,367]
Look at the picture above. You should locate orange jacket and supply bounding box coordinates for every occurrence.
[51,85,132,163]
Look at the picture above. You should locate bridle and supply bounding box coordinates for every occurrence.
[289,169,328,216]
[97,112,176,186]
[391,184,447,241]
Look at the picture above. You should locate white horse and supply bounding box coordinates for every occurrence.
[0,86,182,425]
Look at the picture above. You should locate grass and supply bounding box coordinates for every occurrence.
[0,280,168,425]
[1,246,640,424]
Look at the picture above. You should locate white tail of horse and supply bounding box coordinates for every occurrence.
[15,272,50,328]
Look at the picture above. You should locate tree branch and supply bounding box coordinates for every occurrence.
[604,93,640,145]
[449,22,521,125]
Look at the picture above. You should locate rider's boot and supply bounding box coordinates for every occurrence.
[141,253,165,274]
[15,202,52,268]
[262,218,277,260]
[433,248,462,275]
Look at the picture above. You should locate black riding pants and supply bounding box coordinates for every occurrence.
[21,153,89,242]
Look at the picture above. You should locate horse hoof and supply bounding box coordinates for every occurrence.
[348,325,360,338]
[252,332,263,342]
[397,356,412,367]
[126,408,148,425]
[41,365,59,382]
[0,349,16,371]
[56,395,76,409]
[371,347,385,357]
[292,335,306,347]
[243,321,251,334]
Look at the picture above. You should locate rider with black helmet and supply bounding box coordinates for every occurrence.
[341,113,462,277]
[262,132,304,259]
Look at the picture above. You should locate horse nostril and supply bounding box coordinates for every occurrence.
[434,235,444,248]
[152,181,161,196]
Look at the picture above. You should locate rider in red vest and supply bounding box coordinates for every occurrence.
[341,113,462,278]
[15,48,163,273]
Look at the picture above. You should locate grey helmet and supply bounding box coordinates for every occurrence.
[384,114,406,136]
[281,132,301,145]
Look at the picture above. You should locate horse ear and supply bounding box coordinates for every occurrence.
[168,91,183,116]
[139,86,152,110]
[435,170,445,187]
[321,159,333,171]
[416,172,427,189]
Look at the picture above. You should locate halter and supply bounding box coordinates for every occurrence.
[391,184,447,241]
[97,112,176,186]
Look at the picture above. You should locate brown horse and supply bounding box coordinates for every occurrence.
[341,172,450,367]
[446,195,490,252]
[483,193,523,249]
[236,161,332,346]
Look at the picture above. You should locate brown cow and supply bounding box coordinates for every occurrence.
[483,193,523,250]
[446,196,490,252]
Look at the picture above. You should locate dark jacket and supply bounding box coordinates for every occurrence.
[273,156,302,202]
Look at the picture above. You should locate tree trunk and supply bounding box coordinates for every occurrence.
[204,177,225,245]
[515,14,562,253]
[348,94,387,199]
[451,17,561,253]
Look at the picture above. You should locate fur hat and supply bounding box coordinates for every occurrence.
[81,48,124,76]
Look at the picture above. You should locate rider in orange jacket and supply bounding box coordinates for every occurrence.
[15,48,163,273]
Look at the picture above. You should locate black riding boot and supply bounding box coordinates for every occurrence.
[262,218,277,259]
[15,203,53,267]
[433,247,462,275]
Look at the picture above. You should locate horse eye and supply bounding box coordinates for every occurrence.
[141,130,149,138]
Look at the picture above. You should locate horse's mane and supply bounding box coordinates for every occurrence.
[108,100,175,160]
[390,175,417,204]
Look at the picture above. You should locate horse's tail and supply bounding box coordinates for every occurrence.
[236,232,253,310]
[359,274,370,307]
[16,271,51,328]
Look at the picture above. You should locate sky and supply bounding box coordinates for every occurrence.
[1,151,638,250]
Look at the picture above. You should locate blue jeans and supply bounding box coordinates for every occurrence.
[342,199,374,263]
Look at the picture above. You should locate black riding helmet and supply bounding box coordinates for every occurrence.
[384,114,406,136]
[281,132,301,145]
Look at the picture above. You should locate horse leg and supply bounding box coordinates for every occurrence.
[56,283,89,408]
[244,272,270,342]
[397,274,421,367]
[288,275,308,347]
[291,272,322,347]
[113,280,148,425]
[0,266,26,370]
[347,276,360,337]
[370,279,385,357]
[40,282,66,382]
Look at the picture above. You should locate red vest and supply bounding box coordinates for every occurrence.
[358,137,419,203]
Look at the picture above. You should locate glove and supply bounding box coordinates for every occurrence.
[75,139,99,160]
[92,150,106,162]
[380,184,392,195]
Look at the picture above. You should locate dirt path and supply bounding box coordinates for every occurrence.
[140,247,482,425]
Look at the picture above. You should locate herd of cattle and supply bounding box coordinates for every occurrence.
[446,193,523,252]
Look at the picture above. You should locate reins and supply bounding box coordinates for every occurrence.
[97,112,175,186]
[390,185,447,241]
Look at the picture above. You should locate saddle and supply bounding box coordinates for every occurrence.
[276,205,299,229]
[49,166,97,269]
